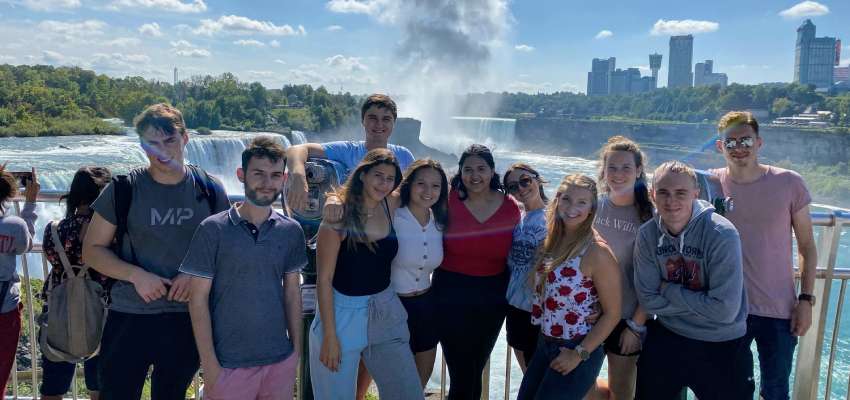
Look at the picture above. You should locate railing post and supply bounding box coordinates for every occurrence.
[15,201,40,399]
[793,212,844,400]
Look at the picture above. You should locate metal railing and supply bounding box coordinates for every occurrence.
[4,192,850,400]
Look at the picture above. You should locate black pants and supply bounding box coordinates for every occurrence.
[433,269,507,400]
[98,311,200,400]
[636,320,754,400]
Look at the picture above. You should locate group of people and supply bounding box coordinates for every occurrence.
[0,93,817,400]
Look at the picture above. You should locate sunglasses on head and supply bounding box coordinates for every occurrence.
[506,176,534,194]
[723,136,755,150]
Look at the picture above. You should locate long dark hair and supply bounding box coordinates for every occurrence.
[450,144,502,200]
[598,136,653,222]
[399,159,449,230]
[0,165,18,215]
[61,166,112,219]
[335,148,402,251]
[503,162,549,204]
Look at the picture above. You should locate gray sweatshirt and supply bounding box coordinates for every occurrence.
[634,199,747,342]
[0,202,36,313]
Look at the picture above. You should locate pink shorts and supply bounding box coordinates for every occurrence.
[206,353,298,400]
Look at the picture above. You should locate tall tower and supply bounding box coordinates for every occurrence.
[649,53,662,89]
[668,35,694,88]
[173,67,178,86]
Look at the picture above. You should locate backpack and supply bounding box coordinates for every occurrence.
[38,221,106,363]
[111,165,220,265]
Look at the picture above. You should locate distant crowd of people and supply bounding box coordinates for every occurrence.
[0,94,818,400]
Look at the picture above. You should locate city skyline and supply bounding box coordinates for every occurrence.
[0,0,848,94]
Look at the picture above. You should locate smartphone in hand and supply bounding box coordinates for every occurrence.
[10,171,32,190]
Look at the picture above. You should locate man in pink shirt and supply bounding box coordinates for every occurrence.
[710,111,818,400]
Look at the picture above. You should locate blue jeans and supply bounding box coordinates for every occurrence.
[744,315,798,400]
[517,335,604,400]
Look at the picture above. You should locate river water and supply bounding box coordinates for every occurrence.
[1,121,847,399]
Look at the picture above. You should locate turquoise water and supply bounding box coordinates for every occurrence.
[2,130,848,399]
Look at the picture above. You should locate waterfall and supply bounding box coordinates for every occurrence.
[291,130,307,145]
[420,116,517,156]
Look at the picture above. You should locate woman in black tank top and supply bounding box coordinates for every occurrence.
[331,198,398,295]
[309,148,425,400]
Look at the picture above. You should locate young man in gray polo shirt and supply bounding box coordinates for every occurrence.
[182,136,307,400]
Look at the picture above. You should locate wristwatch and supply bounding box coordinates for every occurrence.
[799,293,816,306]
[574,345,590,361]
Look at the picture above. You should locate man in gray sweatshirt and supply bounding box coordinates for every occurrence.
[634,161,753,400]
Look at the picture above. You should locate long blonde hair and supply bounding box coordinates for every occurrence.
[530,174,599,296]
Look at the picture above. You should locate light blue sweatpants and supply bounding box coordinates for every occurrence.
[309,287,424,400]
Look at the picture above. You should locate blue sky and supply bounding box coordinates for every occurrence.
[0,0,848,95]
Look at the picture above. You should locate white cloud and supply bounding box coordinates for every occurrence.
[650,19,719,36]
[288,65,324,83]
[274,59,286,65]
[0,55,16,62]
[234,39,266,47]
[176,48,210,57]
[247,70,275,78]
[170,40,211,57]
[22,0,80,11]
[514,44,534,52]
[779,1,829,19]
[560,83,580,93]
[595,30,613,39]
[139,22,163,37]
[194,15,307,37]
[38,20,107,38]
[93,52,151,64]
[326,25,343,32]
[326,0,387,16]
[108,0,207,13]
[105,37,141,47]
[269,40,280,48]
[326,54,368,72]
[42,50,66,64]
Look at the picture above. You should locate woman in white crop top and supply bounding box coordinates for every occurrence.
[391,158,448,387]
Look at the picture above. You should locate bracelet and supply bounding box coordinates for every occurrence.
[625,319,647,334]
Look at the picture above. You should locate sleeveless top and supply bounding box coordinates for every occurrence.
[390,207,443,294]
[332,200,399,296]
[530,245,599,340]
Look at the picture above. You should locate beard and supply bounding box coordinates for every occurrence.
[245,186,281,207]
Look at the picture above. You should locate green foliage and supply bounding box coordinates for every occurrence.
[0,64,361,137]
[463,83,850,127]
[776,161,850,207]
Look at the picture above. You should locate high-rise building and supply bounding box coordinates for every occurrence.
[835,66,850,82]
[794,19,838,90]
[694,60,728,88]
[649,53,662,89]
[609,68,643,95]
[668,35,694,88]
[173,67,178,86]
[587,57,616,96]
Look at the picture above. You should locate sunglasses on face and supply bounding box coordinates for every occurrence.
[506,176,534,194]
[723,136,755,150]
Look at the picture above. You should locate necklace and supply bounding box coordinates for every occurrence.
[363,203,380,218]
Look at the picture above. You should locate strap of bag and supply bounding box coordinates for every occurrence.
[0,280,10,310]
[50,221,87,279]
[188,164,219,214]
